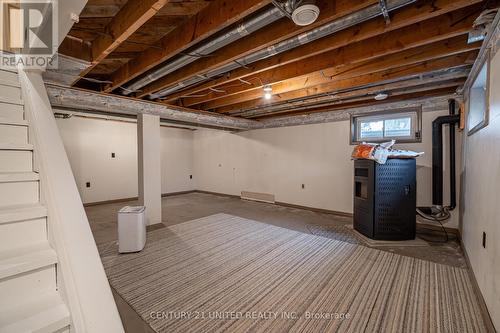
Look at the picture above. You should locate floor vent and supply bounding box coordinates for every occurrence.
[241,191,275,204]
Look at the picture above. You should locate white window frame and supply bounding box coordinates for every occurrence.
[467,50,490,136]
[350,107,422,144]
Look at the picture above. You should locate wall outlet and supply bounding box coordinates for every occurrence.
[111,152,115,158]
[190,175,193,179]
[86,182,91,188]
[482,232,486,248]
[301,184,305,189]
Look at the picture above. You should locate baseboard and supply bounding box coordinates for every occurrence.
[83,197,138,207]
[194,190,241,199]
[161,190,196,198]
[461,243,497,332]
[275,201,353,218]
[83,190,196,207]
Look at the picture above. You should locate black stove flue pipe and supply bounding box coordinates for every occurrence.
[432,99,459,209]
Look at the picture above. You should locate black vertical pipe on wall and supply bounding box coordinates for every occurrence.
[448,100,456,210]
[431,99,459,207]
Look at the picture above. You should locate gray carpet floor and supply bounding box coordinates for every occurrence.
[99,214,488,333]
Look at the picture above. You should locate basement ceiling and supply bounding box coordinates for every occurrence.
[59,0,498,122]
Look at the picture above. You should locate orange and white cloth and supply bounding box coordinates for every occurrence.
[351,140,423,164]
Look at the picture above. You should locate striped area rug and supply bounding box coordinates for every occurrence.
[99,214,488,333]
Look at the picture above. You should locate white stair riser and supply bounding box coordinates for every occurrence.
[0,102,24,121]
[0,124,28,144]
[0,85,22,104]
[0,71,19,87]
[0,266,56,308]
[0,218,47,252]
[0,151,32,172]
[0,182,39,207]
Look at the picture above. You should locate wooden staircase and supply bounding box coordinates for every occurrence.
[0,69,71,332]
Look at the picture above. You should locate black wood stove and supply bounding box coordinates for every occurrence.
[353,159,416,240]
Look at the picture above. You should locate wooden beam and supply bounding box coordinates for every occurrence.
[104,0,272,92]
[255,86,459,119]
[245,79,465,118]
[72,0,173,84]
[235,75,468,117]
[181,11,477,107]
[135,0,379,97]
[256,94,456,128]
[163,0,482,102]
[217,66,470,114]
[46,85,260,130]
[58,36,92,62]
[199,44,479,110]
[208,53,476,112]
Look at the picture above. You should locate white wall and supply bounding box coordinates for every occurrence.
[56,109,463,229]
[194,109,461,228]
[461,48,500,330]
[56,116,194,204]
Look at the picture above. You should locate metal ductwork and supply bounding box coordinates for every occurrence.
[468,8,498,44]
[147,0,415,100]
[122,7,286,95]
[123,0,416,99]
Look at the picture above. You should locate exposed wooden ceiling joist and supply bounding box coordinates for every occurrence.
[235,76,468,118]
[160,0,483,103]
[199,46,478,110]
[73,0,174,82]
[59,37,92,62]
[80,1,213,18]
[103,0,273,92]
[249,82,464,119]
[180,11,478,107]
[256,94,458,129]
[228,68,469,116]
[255,86,459,120]
[135,0,379,98]
[55,0,490,124]
[210,52,476,112]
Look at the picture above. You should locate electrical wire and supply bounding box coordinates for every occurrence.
[416,206,450,243]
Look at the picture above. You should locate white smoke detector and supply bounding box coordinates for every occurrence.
[292,4,320,26]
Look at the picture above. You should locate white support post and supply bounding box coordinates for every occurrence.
[137,113,162,225]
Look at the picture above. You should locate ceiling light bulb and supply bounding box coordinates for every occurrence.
[374,92,389,101]
[263,85,272,92]
[264,92,272,100]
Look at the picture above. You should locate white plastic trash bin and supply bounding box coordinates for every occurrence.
[118,206,146,253]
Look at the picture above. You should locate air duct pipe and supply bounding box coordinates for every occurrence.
[122,7,286,95]
[150,0,415,99]
[123,0,416,98]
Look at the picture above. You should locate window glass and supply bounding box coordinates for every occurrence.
[384,117,412,137]
[359,120,383,139]
[351,109,421,144]
[468,58,489,135]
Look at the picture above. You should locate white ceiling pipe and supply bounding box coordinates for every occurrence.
[122,6,286,95]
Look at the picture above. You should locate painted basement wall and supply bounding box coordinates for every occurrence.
[56,115,195,204]
[193,109,462,228]
[461,48,500,330]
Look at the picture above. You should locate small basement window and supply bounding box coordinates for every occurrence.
[467,53,490,135]
[350,108,422,144]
